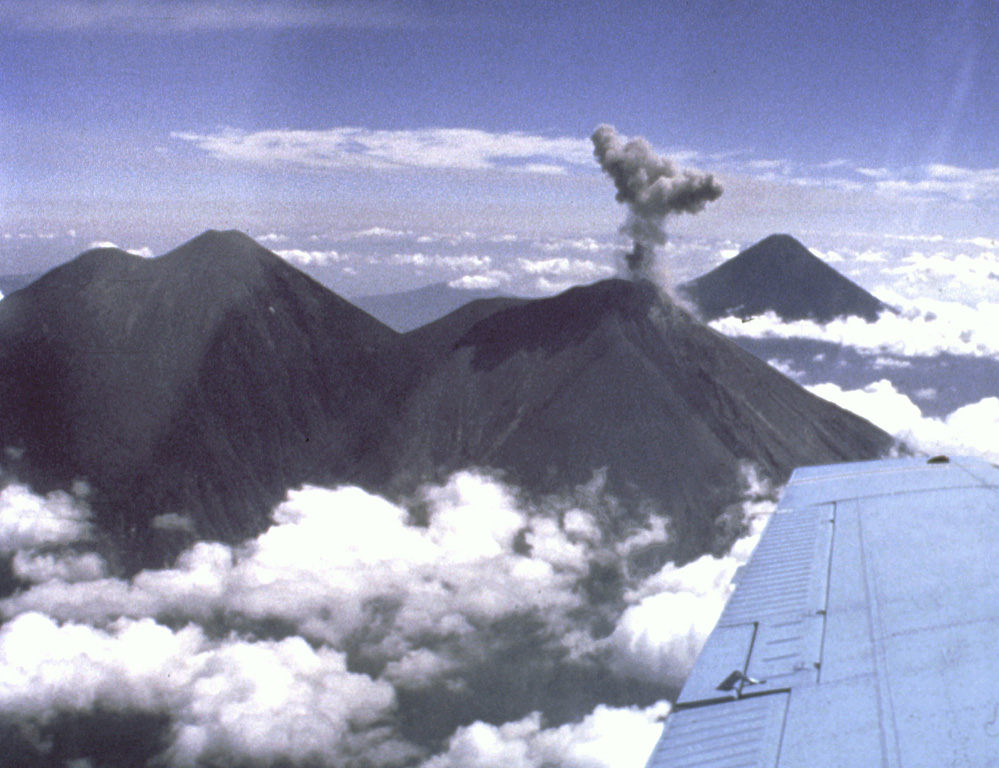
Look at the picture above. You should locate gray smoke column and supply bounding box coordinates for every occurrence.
[591,124,723,278]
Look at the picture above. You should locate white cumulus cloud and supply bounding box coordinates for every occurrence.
[517,257,615,293]
[275,248,343,266]
[712,297,999,358]
[86,240,155,258]
[422,702,671,768]
[448,271,511,290]
[256,232,289,243]
[605,467,773,688]
[0,613,407,766]
[0,485,92,553]
[392,253,492,270]
[0,468,776,767]
[806,381,999,462]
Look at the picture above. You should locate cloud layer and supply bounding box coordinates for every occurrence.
[173,128,594,174]
[0,468,774,767]
[422,702,671,768]
[806,381,999,462]
[712,295,999,358]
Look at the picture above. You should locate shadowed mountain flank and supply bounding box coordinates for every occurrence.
[0,272,41,296]
[388,279,894,560]
[0,232,893,567]
[0,230,402,563]
[680,233,890,323]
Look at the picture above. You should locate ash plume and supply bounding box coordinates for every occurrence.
[591,124,723,278]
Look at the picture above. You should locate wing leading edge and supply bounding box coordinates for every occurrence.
[646,455,999,768]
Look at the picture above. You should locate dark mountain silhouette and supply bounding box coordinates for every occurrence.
[0,230,402,564]
[0,272,41,296]
[388,278,894,560]
[351,281,510,332]
[0,231,894,568]
[679,233,890,322]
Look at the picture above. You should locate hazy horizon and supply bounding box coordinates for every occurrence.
[5,1,999,297]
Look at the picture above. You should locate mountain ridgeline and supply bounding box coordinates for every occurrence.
[0,231,894,567]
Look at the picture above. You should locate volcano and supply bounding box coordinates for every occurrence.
[0,230,403,563]
[0,231,894,567]
[679,233,890,322]
[389,278,894,559]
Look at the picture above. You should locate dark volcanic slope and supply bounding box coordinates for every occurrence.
[390,279,893,560]
[0,230,402,558]
[680,233,889,322]
[0,273,40,296]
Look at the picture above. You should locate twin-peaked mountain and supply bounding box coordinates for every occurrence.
[0,231,893,567]
[679,233,891,323]
[0,231,403,557]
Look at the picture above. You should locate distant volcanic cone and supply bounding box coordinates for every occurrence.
[591,124,723,279]
[679,233,892,322]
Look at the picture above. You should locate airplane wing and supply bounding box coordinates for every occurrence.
[646,455,999,767]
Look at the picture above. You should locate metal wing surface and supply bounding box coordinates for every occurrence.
[646,455,999,768]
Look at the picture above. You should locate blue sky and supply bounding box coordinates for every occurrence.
[3,0,999,293]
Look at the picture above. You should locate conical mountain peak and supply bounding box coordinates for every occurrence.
[75,244,137,261]
[680,233,889,322]
[453,278,675,368]
[742,233,816,264]
[25,244,143,292]
[156,228,287,279]
[387,274,892,560]
[168,229,269,258]
[0,231,401,562]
